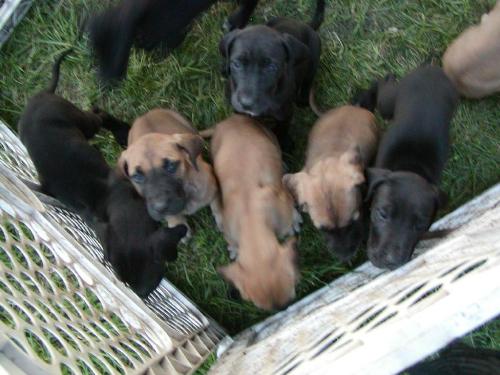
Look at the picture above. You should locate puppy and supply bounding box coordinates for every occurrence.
[211,115,300,310]
[219,0,325,135]
[283,106,378,262]
[19,51,186,297]
[88,0,259,83]
[118,109,217,231]
[356,66,458,270]
[443,1,500,98]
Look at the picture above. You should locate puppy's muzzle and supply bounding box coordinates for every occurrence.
[143,173,187,221]
[147,198,186,221]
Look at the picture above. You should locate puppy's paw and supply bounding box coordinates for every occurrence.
[112,128,129,148]
[228,245,238,260]
[222,19,233,33]
[91,105,103,115]
[179,224,192,245]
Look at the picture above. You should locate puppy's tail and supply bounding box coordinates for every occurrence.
[45,48,73,94]
[309,0,325,30]
[308,89,323,117]
[199,128,215,138]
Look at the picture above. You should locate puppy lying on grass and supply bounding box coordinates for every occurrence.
[19,50,186,297]
[356,66,458,270]
[284,105,378,262]
[118,109,217,235]
[210,114,301,310]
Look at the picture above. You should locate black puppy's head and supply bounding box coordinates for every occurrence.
[98,176,187,297]
[365,169,446,270]
[220,25,309,119]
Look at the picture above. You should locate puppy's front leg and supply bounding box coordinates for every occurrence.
[165,215,191,243]
[90,107,130,147]
[210,196,224,232]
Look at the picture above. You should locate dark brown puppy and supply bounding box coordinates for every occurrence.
[356,66,458,270]
[18,51,186,297]
[219,0,325,143]
[88,0,259,83]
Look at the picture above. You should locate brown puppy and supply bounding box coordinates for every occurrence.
[283,106,378,261]
[211,114,300,310]
[443,1,500,98]
[119,109,217,230]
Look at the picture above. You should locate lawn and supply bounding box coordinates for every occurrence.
[0,0,499,367]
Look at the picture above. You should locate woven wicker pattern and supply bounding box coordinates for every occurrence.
[210,185,500,375]
[0,171,176,373]
[0,120,38,184]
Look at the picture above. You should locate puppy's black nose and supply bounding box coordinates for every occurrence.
[238,94,254,110]
[152,201,166,212]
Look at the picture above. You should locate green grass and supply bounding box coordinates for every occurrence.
[0,0,499,370]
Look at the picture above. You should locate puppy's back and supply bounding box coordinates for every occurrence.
[376,66,458,183]
[306,105,378,166]
[211,115,282,186]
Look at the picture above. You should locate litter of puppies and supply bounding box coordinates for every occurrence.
[13,0,500,309]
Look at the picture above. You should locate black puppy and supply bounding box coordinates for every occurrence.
[88,0,259,83]
[357,66,458,270]
[220,0,324,133]
[19,50,186,297]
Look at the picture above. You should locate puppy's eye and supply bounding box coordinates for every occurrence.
[230,60,243,71]
[373,207,388,222]
[163,159,178,174]
[131,172,145,184]
[265,62,278,72]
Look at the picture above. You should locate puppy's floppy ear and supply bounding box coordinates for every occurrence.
[280,33,310,66]
[150,224,187,263]
[117,151,129,177]
[365,168,390,202]
[174,134,204,171]
[219,29,241,76]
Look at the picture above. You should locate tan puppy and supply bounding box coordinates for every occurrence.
[211,114,300,310]
[283,105,378,261]
[443,1,500,98]
[118,109,217,230]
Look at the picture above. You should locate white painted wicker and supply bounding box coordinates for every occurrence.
[0,0,33,48]
[0,120,226,374]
